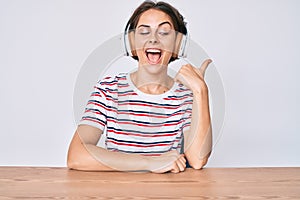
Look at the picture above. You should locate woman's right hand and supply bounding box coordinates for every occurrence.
[148,150,186,173]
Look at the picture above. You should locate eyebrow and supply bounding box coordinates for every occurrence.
[137,21,172,29]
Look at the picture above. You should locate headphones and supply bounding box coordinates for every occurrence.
[123,27,189,60]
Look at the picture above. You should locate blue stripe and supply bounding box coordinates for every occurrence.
[117,99,184,108]
[85,108,107,118]
[107,126,182,135]
[81,116,106,125]
[87,100,118,110]
[107,137,174,145]
[107,117,186,126]
[167,93,193,99]
[106,148,175,154]
[116,109,186,117]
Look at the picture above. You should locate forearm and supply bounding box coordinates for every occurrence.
[67,132,150,172]
[85,144,149,172]
[184,86,212,169]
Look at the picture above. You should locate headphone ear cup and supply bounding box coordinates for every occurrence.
[172,33,183,59]
[124,30,137,57]
[172,32,189,59]
[128,31,137,57]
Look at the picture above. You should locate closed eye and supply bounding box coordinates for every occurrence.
[137,26,151,36]
[158,31,170,36]
[139,31,150,35]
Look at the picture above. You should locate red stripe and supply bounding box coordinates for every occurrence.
[163,96,192,100]
[107,140,171,148]
[117,102,182,109]
[107,119,183,127]
[175,88,190,92]
[117,111,168,119]
[117,111,186,118]
[91,93,102,98]
[87,102,115,112]
[85,110,101,115]
[118,92,137,96]
[102,82,117,86]
[109,129,178,138]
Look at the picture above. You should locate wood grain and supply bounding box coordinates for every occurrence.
[0,167,299,199]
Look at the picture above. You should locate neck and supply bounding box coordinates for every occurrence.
[130,65,174,95]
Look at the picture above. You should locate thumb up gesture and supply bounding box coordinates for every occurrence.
[174,59,212,92]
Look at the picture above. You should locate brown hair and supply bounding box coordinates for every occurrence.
[125,0,187,62]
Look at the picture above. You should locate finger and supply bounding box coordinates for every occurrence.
[178,157,186,170]
[179,154,186,163]
[199,59,212,77]
[176,160,186,172]
[178,155,186,167]
[174,64,192,82]
[176,155,186,171]
[179,160,186,169]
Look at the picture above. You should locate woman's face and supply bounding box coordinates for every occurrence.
[134,9,177,67]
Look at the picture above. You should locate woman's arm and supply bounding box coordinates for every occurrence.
[184,85,212,169]
[174,59,213,169]
[67,125,186,173]
[67,128,113,171]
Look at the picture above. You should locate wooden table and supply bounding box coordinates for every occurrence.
[0,167,299,199]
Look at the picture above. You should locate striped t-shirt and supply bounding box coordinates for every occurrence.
[79,73,193,156]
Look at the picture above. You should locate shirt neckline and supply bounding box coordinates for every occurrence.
[125,72,177,99]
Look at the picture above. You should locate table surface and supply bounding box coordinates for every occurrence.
[0,167,299,199]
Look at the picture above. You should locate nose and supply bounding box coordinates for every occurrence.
[148,32,159,44]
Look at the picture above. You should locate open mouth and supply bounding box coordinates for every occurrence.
[145,48,162,64]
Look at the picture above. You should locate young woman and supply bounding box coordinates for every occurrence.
[67,1,212,173]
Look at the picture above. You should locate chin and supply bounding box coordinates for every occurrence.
[139,62,167,75]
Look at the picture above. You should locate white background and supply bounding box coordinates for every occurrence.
[0,0,299,167]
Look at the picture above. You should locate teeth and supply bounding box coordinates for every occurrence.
[146,49,161,53]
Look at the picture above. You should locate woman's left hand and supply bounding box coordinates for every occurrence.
[174,59,212,92]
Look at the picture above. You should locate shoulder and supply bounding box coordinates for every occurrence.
[93,73,131,99]
[98,73,128,85]
[95,73,128,89]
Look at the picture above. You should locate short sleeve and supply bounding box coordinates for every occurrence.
[78,81,108,131]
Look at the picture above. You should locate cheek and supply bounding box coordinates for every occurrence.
[134,36,147,51]
[160,37,176,53]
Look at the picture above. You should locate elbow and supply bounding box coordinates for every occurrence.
[67,141,89,171]
[67,160,77,170]
[67,137,112,171]
[67,156,79,170]
[67,152,92,171]
[189,157,208,170]
[67,131,92,171]
[67,160,85,171]
[186,151,211,170]
[67,151,83,170]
